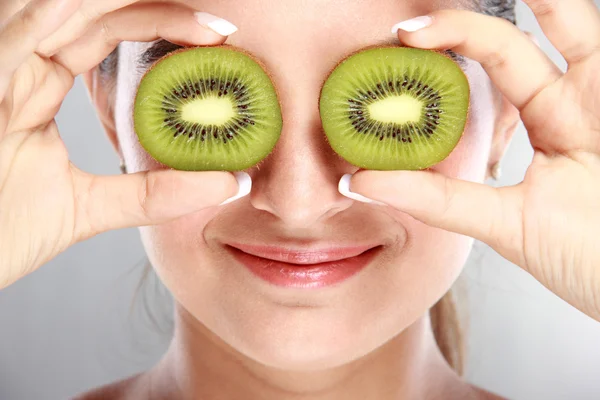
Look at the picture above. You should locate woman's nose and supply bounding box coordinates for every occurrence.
[249,118,355,228]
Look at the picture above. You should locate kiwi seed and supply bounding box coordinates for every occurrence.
[319,46,470,170]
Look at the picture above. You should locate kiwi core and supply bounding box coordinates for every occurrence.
[367,95,422,124]
[181,97,235,125]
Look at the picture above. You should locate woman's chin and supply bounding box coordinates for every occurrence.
[197,304,418,372]
[225,324,380,371]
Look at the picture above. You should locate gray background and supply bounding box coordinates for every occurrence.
[2,1,600,399]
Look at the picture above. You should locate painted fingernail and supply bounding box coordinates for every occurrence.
[194,12,238,36]
[338,174,386,206]
[220,172,252,205]
[392,16,433,33]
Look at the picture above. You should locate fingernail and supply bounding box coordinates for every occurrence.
[220,172,252,205]
[338,174,386,206]
[194,12,238,36]
[392,16,433,33]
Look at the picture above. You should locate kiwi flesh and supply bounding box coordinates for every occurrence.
[134,45,283,171]
[319,47,470,170]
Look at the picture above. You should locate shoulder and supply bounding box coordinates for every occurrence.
[70,373,146,400]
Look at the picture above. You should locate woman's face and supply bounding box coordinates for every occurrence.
[112,0,497,370]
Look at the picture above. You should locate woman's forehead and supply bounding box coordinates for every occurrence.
[164,0,472,17]
[125,0,473,63]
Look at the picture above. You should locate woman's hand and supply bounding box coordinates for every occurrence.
[347,1,600,320]
[0,0,244,289]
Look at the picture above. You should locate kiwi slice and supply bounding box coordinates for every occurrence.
[134,45,283,171]
[319,47,470,170]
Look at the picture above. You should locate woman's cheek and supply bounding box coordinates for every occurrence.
[139,211,217,292]
[385,208,474,317]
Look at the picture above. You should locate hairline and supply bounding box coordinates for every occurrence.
[99,0,516,80]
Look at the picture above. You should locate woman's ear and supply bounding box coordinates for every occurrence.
[82,68,122,159]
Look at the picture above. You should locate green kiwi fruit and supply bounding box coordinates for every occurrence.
[134,45,283,171]
[319,46,470,170]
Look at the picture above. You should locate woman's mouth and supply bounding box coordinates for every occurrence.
[224,243,383,289]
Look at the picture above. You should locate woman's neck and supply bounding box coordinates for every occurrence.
[145,305,472,400]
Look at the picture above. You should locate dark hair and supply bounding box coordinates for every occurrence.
[479,0,516,24]
[102,0,516,376]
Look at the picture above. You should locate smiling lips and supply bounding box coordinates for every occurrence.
[225,243,382,289]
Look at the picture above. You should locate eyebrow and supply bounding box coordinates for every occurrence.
[138,39,184,70]
[137,38,468,71]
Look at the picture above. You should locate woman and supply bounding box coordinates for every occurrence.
[1,0,599,398]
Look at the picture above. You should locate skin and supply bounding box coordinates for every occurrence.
[0,0,599,399]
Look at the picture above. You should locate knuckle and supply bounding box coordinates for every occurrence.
[439,175,457,223]
[15,5,36,28]
[563,43,600,64]
[75,173,100,238]
[79,5,103,24]
[99,19,115,44]
[481,18,523,69]
[485,203,502,244]
[524,0,558,16]
[138,172,159,221]
[12,8,38,45]
[482,35,513,69]
[4,4,44,51]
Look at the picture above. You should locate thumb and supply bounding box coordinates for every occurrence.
[71,168,249,240]
[344,169,523,245]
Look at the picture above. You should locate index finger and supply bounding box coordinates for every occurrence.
[52,4,232,76]
[392,9,563,111]
[36,0,140,56]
